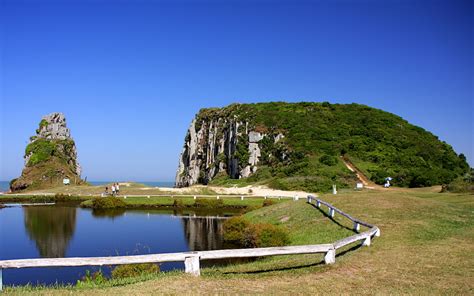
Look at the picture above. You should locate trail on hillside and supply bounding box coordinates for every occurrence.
[340,156,381,189]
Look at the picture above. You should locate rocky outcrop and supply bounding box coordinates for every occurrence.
[176,102,470,191]
[10,112,82,192]
[175,113,285,187]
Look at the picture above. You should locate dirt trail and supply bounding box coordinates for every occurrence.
[340,156,381,189]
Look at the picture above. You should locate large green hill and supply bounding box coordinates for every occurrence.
[178,102,469,192]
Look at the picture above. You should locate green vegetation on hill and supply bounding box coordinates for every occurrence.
[203,102,469,190]
[25,138,77,167]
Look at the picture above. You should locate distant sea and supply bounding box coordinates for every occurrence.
[89,181,175,188]
[0,181,175,192]
[0,181,10,192]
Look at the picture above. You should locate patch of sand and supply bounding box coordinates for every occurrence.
[144,184,313,198]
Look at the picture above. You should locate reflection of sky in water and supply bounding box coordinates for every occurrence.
[0,206,226,286]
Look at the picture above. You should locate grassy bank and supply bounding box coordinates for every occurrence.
[0,194,286,210]
[4,183,219,197]
[2,189,473,295]
[80,196,282,209]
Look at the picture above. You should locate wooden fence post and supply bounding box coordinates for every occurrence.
[375,228,381,237]
[184,255,200,276]
[362,235,371,247]
[353,222,360,232]
[324,248,335,264]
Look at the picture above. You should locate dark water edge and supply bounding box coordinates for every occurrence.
[0,204,242,287]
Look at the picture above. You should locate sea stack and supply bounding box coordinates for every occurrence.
[10,112,82,192]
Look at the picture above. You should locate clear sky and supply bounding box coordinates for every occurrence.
[1,0,472,182]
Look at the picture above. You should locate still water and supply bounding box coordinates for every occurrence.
[0,204,235,286]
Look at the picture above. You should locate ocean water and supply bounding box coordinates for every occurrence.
[0,181,175,192]
[89,181,175,188]
[0,181,10,192]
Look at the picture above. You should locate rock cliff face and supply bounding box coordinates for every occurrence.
[10,113,82,192]
[175,115,284,187]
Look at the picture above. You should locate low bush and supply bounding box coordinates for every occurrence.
[172,199,185,208]
[31,196,54,203]
[54,193,81,202]
[319,155,337,166]
[111,263,160,279]
[223,216,290,248]
[31,194,82,203]
[262,199,275,207]
[78,270,107,286]
[194,198,224,208]
[242,223,290,247]
[223,216,250,242]
[441,170,474,193]
[91,197,127,209]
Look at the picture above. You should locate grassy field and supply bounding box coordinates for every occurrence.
[2,188,473,295]
[0,194,287,210]
[4,183,219,196]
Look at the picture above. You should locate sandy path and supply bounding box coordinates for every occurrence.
[142,184,312,198]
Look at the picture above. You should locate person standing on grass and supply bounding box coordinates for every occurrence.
[111,184,116,196]
[115,183,120,195]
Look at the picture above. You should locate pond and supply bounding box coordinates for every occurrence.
[0,204,239,286]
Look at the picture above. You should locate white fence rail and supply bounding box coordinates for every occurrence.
[0,196,380,291]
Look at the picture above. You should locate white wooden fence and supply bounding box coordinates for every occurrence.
[0,195,380,291]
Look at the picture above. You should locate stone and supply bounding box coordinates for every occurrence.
[10,112,82,192]
[248,131,264,143]
[274,133,284,143]
[175,112,285,187]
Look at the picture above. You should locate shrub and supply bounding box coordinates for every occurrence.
[441,170,474,193]
[31,196,54,203]
[78,269,107,285]
[91,197,127,209]
[111,263,159,279]
[223,217,290,247]
[53,193,82,202]
[262,199,275,207]
[242,223,290,247]
[223,216,250,242]
[173,199,184,208]
[194,198,224,208]
[319,155,337,166]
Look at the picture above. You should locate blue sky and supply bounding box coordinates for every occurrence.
[1,0,472,182]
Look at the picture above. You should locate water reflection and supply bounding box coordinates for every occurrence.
[181,216,224,251]
[91,208,126,219]
[21,206,229,259]
[23,206,77,258]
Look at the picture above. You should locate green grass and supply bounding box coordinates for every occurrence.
[2,189,473,295]
[79,196,288,210]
